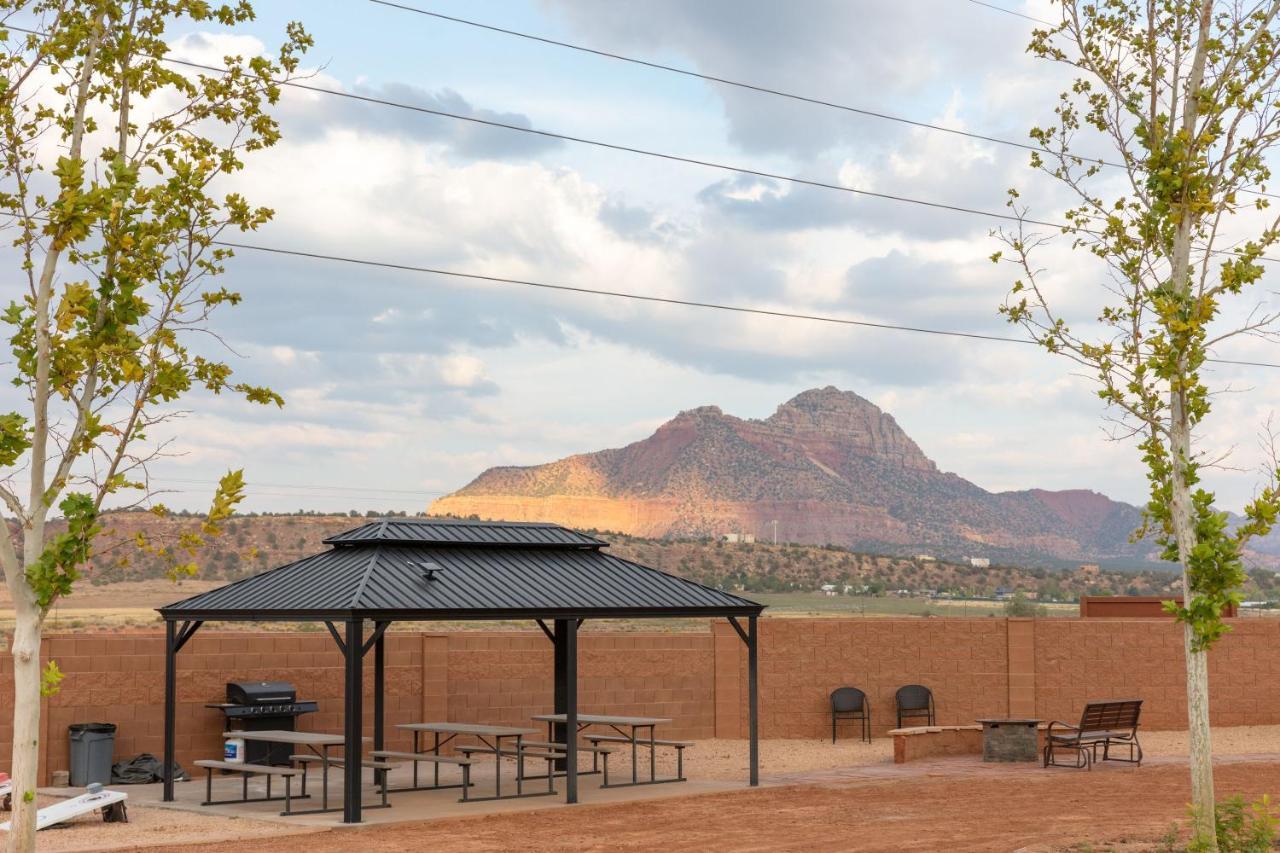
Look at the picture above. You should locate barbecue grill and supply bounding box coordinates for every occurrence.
[205,681,318,765]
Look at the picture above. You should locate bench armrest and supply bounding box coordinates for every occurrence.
[1045,720,1079,739]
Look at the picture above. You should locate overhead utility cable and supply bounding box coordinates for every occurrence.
[212,240,1280,371]
[368,0,1280,202]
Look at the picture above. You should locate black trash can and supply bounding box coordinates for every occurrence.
[68,723,116,787]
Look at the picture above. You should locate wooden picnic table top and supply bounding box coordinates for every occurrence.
[222,730,369,746]
[532,713,672,727]
[396,722,538,737]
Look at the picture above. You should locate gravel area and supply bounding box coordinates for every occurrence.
[10,727,1279,851]
[1139,725,1280,757]
[3,795,319,852]
[587,725,1280,782]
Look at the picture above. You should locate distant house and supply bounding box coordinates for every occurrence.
[994,587,1014,600]
[819,583,838,597]
[721,533,756,544]
[915,554,936,562]
[968,557,991,569]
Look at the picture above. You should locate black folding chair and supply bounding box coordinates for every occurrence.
[830,687,871,743]
[895,684,935,728]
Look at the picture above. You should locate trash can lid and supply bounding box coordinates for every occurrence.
[68,723,117,733]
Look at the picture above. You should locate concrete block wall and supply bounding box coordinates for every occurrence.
[3,617,1280,784]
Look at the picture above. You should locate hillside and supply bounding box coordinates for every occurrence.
[430,387,1155,567]
[13,511,1230,602]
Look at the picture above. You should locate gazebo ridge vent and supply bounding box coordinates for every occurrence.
[158,517,764,822]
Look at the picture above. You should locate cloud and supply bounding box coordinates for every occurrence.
[541,0,1041,158]
[277,82,564,161]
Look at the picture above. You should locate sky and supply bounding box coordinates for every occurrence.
[15,0,1280,516]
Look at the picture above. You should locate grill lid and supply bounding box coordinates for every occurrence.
[226,680,296,705]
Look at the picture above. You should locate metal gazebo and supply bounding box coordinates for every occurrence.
[158,518,763,822]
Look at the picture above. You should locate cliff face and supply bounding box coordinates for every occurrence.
[430,387,1155,565]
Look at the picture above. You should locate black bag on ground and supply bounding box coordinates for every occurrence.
[110,753,187,784]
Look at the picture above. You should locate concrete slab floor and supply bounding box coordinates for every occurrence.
[41,758,754,829]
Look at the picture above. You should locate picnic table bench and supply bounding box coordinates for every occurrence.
[193,760,303,815]
[532,713,688,787]
[584,734,692,782]
[213,730,377,816]
[289,754,395,806]
[1044,699,1143,770]
[393,722,540,802]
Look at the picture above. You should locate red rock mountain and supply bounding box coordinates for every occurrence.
[429,387,1152,566]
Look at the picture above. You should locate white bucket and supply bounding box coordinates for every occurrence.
[223,737,245,764]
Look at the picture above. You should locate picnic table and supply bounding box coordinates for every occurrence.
[394,722,538,800]
[532,713,672,785]
[224,730,370,815]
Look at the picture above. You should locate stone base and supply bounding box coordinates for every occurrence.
[890,724,1048,764]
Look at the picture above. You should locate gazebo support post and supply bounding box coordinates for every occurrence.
[553,618,569,772]
[564,617,579,804]
[748,615,759,787]
[163,620,177,803]
[343,617,364,823]
[373,621,386,788]
[163,618,202,803]
[727,615,760,787]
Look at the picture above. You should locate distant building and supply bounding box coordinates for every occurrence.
[915,554,936,562]
[721,533,756,544]
[968,557,991,569]
[820,583,838,597]
[1079,563,1101,576]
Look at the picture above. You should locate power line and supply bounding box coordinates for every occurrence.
[0,23,1068,230]
[164,59,1061,231]
[151,477,445,496]
[368,0,1280,202]
[10,22,1278,232]
[368,0,1053,159]
[965,0,1054,26]
[4,24,1279,368]
[211,238,1280,370]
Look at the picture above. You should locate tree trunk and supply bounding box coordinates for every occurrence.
[1183,624,1216,843]
[1169,405,1217,848]
[6,609,42,853]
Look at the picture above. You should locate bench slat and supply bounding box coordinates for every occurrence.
[511,740,615,754]
[194,759,299,776]
[289,754,395,771]
[585,735,694,748]
[371,750,470,766]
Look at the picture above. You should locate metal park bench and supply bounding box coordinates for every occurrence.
[1044,699,1143,770]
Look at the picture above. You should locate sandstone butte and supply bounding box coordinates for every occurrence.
[428,386,1157,566]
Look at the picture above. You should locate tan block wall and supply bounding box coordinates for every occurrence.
[740,618,1012,738]
[3,617,1280,784]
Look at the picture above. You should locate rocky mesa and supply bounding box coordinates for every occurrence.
[429,387,1155,566]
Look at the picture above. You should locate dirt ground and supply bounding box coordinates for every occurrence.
[519,725,1280,782]
[17,731,1280,852]
[5,794,317,852]
[135,760,1280,853]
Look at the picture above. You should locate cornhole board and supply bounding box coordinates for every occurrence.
[0,786,127,831]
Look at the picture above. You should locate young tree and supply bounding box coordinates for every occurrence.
[994,1,1280,846]
[0,3,308,849]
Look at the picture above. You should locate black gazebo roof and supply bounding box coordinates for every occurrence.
[159,518,762,621]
